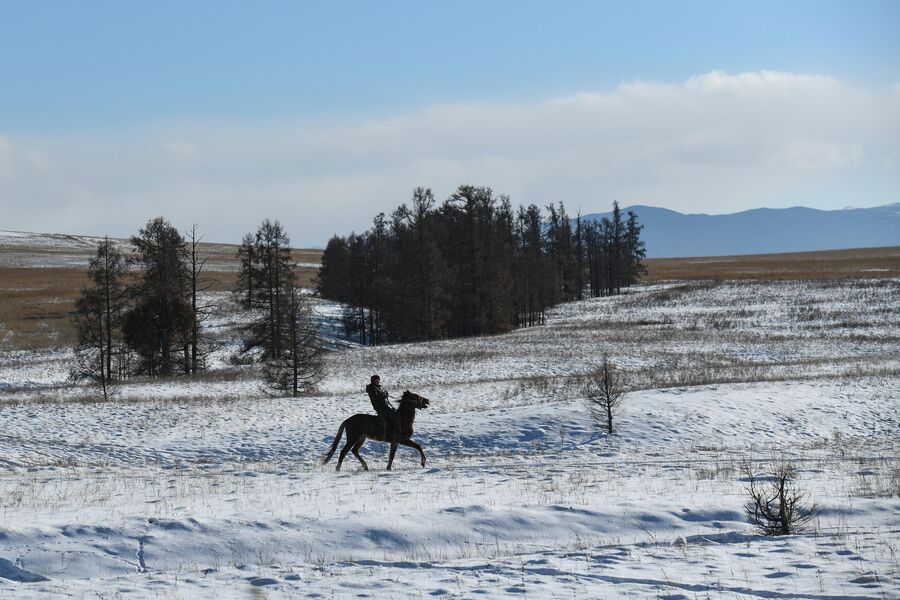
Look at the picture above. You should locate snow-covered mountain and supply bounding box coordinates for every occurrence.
[583,203,900,257]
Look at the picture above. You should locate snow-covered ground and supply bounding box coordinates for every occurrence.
[0,279,898,598]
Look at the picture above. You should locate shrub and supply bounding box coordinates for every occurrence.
[743,462,817,536]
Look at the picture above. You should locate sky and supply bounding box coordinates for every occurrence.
[1,1,898,246]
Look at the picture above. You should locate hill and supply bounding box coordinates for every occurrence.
[584,203,900,258]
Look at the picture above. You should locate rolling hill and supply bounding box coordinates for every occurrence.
[584,203,900,258]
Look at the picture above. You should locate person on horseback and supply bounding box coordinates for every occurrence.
[366,374,402,442]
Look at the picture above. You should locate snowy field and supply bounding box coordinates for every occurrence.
[0,278,898,598]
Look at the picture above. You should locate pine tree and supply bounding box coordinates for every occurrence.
[241,219,295,359]
[235,233,257,309]
[124,217,193,377]
[623,210,647,287]
[609,201,625,294]
[263,287,323,396]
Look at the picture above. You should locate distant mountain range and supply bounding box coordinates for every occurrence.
[583,203,900,258]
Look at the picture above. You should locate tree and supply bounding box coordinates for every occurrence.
[623,210,647,288]
[609,201,625,294]
[241,219,295,359]
[263,287,323,396]
[744,462,818,535]
[187,224,215,374]
[317,235,348,302]
[515,204,547,326]
[71,237,128,399]
[124,217,193,377]
[574,212,586,301]
[583,356,628,433]
[234,232,257,309]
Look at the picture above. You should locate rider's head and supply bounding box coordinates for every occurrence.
[370,374,380,384]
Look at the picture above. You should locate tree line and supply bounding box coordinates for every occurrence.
[72,216,321,399]
[317,185,646,345]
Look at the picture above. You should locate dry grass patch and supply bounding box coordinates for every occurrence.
[644,246,900,281]
[0,267,86,348]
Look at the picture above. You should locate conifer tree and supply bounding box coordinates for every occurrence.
[263,286,323,396]
[242,219,295,359]
[71,237,128,398]
[124,217,193,377]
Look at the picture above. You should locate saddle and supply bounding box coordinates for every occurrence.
[376,415,403,443]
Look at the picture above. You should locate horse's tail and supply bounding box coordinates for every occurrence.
[322,420,347,465]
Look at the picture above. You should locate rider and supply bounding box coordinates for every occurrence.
[366,374,402,442]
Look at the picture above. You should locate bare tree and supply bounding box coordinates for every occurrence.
[583,355,627,433]
[744,461,818,535]
[186,224,216,375]
[263,286,323,396]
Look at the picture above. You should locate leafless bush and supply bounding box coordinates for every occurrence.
[582,356,628,434]
[743,462,818,536]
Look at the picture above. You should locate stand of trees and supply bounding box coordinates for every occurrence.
[318,186,646,345]
[72,218,209,389]
[72,216,323,397]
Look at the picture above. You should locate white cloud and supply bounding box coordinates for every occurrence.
[1,70,898,244]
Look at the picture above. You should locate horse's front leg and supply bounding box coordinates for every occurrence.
[386,442,398,470]
[401,439,426,467]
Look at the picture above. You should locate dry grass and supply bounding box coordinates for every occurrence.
[644,246,900,281]
[0,267,86,348]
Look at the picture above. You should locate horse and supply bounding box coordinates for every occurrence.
[322,390,430,471]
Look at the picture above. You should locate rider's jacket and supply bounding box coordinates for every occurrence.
[366,383,395,416]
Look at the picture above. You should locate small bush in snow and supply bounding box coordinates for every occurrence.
[743,462,818,536]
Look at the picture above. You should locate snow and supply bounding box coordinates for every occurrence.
[0,277,898,598]
[0,230,123,269]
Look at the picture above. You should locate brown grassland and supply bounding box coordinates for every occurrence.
[1,238,898,350]
[643,246,900,281]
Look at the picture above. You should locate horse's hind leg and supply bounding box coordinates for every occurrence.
[336,436,356,472]
[351,439,369,471]
[401,439,427,467]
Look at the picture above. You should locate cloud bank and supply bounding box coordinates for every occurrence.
[1,70,898,245]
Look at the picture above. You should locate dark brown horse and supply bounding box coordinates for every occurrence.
[323,390,431,471]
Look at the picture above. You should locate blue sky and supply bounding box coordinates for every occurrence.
[1,1,898,244]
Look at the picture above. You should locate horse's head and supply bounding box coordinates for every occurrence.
[400,390,430,409]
